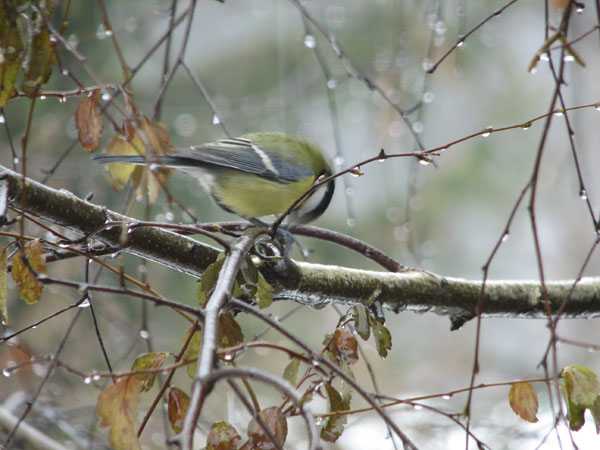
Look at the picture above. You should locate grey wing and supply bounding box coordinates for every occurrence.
[174,138,313,183]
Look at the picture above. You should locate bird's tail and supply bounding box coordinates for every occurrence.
[91,154,181,166]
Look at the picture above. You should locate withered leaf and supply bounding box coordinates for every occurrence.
[97,375,142,450]
[11,239,47,304]
[75,91,103,151]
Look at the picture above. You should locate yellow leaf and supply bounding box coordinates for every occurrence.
[0,5,23,106]
[21,6,57,95]
[509,382,539,423]
[97,375,142,450]
[11,240,47,304]
[563,365,600,408]
[102,135,138,191]
[131,352,170,392]
[181,325,202,378]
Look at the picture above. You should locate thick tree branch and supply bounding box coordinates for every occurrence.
[2,164,599,319]
[1,165,219,276]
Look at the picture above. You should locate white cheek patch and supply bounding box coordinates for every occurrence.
[296,184,326,216]
[251,144,279,176]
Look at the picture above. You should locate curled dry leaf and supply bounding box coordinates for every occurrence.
[75,91,103,151]
[247,406,288,449]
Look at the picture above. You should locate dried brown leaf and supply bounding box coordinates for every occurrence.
[97,375,142,450]
[167,387,190,434]
[75,91,103,151]
[508,382,539,423]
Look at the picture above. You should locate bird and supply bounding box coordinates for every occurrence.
[91,132,335,226]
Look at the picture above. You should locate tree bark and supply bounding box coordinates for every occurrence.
[2,164,598,320]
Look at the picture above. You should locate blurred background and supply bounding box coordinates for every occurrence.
[2,0,600,448]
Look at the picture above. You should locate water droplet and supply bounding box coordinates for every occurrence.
[59,96,67,104]
[521,122,532,130]
[223,353,234,362]
[2,369,11,378]
[595,103,600,111]
[139,330,150,339]
[576,4,584,12]
[61,68,69,76]
[49,35,57,43]
[553,109,564,117]
[148,163,159,172]
[326,78,338,89]
[40,95,47,100]
[84,375,92,384]
[92,373,101,381]
[563,55,575,62]
[434,21,447,36]
[422,92,434,103]
[96,24,108,40]
[165,211,175,221]
[303,34,316,48]
[587,346,595,353]
[350,167,363,177]
[412,121,424,134]
[529,67,537,75]
[346,217,356,227]
[539,53,550,62]
[417,155,432,166]
[456,38,465,48]
[78,298,91,308]
[481,126,493,138]
[501,232,510,243]
[422,58,433,72]
[579,189,588,200]
[101,92,112,102]
[315,417,324,426]
[442,394,451,400]
[211,113,221,125]
[0,114,5,124]
[105,29,113,37]
[13,156,19,165]
[413,404,423,410]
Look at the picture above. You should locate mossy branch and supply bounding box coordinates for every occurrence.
[2,164,599,320]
